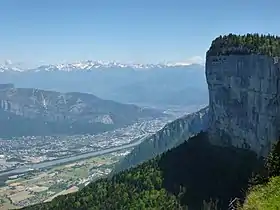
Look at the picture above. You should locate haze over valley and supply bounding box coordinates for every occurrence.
[2,1,278,209]
[0,62,207,209]
[0,61,208,107]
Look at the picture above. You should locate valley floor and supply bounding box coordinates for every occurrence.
[0,149,130,209]
[21,132,264,210]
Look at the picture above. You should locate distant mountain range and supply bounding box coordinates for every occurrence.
[0,84,164,138]
[0,60,202,72]
[0,61,208,107]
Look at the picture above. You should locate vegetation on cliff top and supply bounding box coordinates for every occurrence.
[207,33,280,57]
[23,132,262,210]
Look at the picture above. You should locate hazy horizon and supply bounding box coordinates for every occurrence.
[1,0,279,67]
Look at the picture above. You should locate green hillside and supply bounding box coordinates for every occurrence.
[242,176,280,210]
[241,138,280,210]
[22,132,263,210]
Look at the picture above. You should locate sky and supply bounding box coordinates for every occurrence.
[0,0,280,67]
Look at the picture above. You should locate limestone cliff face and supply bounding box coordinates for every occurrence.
[206,55,280,156]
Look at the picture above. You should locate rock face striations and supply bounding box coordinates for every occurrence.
[114,106,208,173]
[206,34,280,156]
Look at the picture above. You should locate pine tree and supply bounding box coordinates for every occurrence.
[265,139,280,177]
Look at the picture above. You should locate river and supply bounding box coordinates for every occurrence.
[0,137,146,177]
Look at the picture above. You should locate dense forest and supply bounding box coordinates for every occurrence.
[23,132,274,210]
[207,33,280,57]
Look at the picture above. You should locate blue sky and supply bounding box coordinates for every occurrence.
[0,0,279,66]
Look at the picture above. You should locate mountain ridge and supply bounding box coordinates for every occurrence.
[113,106,208,173]
[0,84,164,137]
[0,63,208,107]
[0,60,204,72]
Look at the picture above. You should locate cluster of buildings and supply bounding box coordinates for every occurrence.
[0,118,168,173]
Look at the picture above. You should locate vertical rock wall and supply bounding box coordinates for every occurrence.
[114,106,209,172]
[206,55,280,156]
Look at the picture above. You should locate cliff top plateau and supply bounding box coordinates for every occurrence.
[206,33,280,156]
[207,33,280,57]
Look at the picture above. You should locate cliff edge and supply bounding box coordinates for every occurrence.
[206,34,280,156]
[113,106,208,173]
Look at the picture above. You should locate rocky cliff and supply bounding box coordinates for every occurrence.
[206,34,280,156]
[113,106,208,173]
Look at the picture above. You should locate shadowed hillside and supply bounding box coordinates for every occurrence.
[22,132,263,210]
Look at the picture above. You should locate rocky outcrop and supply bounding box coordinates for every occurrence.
[113,106,208,173]
[206,55,280,156]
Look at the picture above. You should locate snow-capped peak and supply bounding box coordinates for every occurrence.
[0,59,204,73]
[0,62,25,72]
[31,61,171,72]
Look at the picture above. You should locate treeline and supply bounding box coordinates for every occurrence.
[207,33,280,57]
[22,132,265,210]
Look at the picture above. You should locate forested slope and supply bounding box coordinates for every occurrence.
[23,132,263,210]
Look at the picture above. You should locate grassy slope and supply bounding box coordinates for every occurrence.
[243,176,280,209]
